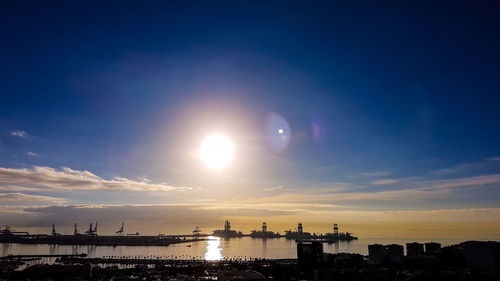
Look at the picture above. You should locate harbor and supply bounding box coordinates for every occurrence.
[1,221,356,247]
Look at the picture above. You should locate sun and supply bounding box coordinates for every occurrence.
[200,134,234,169]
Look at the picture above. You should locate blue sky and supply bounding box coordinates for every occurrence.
[1,1,500,237]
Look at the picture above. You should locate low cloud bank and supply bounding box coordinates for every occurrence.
[0,166,190,192]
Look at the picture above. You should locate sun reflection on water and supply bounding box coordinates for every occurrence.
[204,236,223,260]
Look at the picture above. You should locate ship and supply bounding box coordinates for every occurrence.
[212,220,243,238]
[250,222,281,238]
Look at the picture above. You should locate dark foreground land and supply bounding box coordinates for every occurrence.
[1,241,500,281]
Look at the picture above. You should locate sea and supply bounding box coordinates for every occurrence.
[1,236,470,261]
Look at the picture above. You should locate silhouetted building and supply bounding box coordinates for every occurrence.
[460,241,500,269]
[386,244,404,257]
[369,244,404,264]
[440,245,466,267]
[334,253,364,268]
[425,242,441,255]
[368,244,386,263]
[297,241,323,270]
[406,242,424,256]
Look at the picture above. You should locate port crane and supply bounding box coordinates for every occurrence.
[51,223,60,236]
[116,222,124,236]
[85,222,98,236]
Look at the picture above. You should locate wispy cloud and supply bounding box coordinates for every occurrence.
[430,157,500,176]
[0,192,65,203]
[11,130,27,137]
[426,174,500,189]
[262,185,284,192]
[432,168,456,175]
[231,174,500,206]
[371,179,400,185]
[0,166,192,192]
[26,151,40,157]
[361,171,391,177]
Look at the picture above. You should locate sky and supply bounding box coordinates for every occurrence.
[1,1,500,238]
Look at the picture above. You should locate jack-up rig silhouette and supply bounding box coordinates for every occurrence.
[250,222,280,238]
[212,220,243,238]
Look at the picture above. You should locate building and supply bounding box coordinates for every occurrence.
[460,241,500,269]
[297,241,323,270]
[425,242,442,255]
[368,244,386,264]
[406,242,425,256]
[386,244,404,257]
[368,244,404,264]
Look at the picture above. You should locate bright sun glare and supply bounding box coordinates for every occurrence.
[200,134,233,169]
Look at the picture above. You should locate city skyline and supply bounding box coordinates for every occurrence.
[1,1,500,239]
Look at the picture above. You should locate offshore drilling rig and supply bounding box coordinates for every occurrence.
[250,222,281,238]
[213,220,243,238]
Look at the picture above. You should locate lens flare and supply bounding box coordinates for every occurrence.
[311,117,327,146]
[265,112,291,153]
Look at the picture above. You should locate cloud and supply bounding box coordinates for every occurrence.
[231,174,500,206]
[432,168,456,175]
[27,151,40,157]
[13,204,295,233]
[0,166,192,192]
[0,192,65,203]
[231,189,443,205]
[426,174,500,189]
[11,130,27,137]
[431,157,500,176]
[361,171,391,177]
[262,185,284,192]
[371,179,400,185]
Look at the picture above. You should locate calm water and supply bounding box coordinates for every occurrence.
[1,237,468,261]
